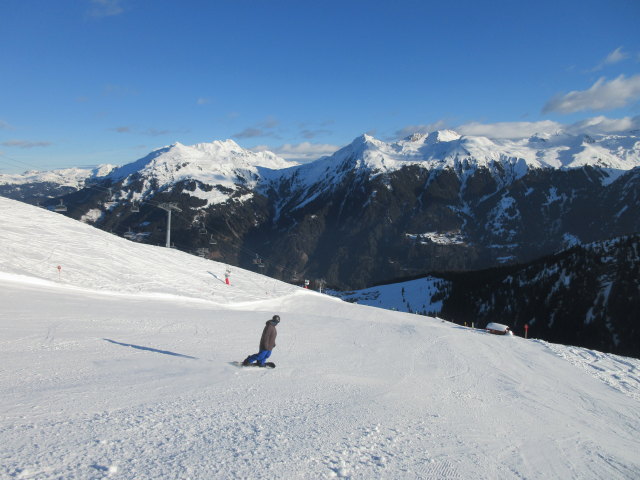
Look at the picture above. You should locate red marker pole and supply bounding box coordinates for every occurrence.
[524,324,529,339]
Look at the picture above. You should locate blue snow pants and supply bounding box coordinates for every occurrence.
[246,350,271,365]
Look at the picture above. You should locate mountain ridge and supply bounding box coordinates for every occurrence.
[2,131,639,289]
[4,129,640,192]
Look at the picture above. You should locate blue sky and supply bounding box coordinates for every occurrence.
[1,0,639,172]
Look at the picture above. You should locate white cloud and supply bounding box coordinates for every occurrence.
[0,119,13,130]
[396,119,565,140]
[395,115,640,142]
[196,98,210,105]
[261,116,279,129]
[591,47,629,71]
[103,84,137,97]
[88,0,125,18]
[459,116,640,138]
[109,126,175,136]
[251,142,340,163]
[457,120,563,139]
[543,74,640,114]
[300,128,332,139]
[143,128,171,137]
[395,120,449,139]
[232,116,280,139]
[1,140,53,148]
[603,47,628,66]
[563,115,640,135]
[233,127,266,139]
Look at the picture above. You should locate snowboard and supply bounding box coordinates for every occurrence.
[231,361,276,368]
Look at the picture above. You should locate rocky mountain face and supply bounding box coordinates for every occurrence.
[250,131,640,288]
[7,131,640,291]
[257,161,640,289]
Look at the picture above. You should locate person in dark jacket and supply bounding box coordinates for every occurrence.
[243,315,280,367]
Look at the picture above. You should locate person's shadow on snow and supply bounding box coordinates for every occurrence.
[103,338,198,359]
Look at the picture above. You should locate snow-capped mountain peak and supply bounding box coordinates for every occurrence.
[528,133,551,143]
[102,140,295,207]
[425,129,462,143]
[341,129,640,178]
[348,133,384,151]
[109,139,291,181]
[0,165,117,188]
[272,128,640,219]
[405,130,461,144]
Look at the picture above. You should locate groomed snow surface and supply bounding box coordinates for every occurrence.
[1,197,639,480]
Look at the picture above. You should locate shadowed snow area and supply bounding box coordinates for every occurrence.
[1,197,639,479]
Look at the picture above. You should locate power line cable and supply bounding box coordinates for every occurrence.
[0,153,45,173]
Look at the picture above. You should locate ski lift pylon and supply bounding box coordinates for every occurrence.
[252,254,265,268]
[103,188,117,208]
[54,200,67,212]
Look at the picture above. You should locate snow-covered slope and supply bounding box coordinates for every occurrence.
[333,276,451,317]
[2,197,640,479]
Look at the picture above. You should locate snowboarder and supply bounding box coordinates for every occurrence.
[242,315,280,367]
